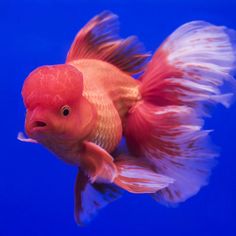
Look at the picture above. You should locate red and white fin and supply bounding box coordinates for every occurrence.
[114,157,174,194]
[125,103,217,204]
[125,21,236,204]
[151,154,216,204]
[80,141,172,194]
[66,11,149,75]
[141,21,236,115]
[74,170,122,225]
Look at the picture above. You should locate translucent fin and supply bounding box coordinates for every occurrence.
[124,21,235,204]
[140,21,236,115]
[124,102,217,203]
[114,156,174,194]
[17,132,38,143]
[80,141,173,194]
[151,155,216,204]
[66,11,150,75]
[74,170,122,225]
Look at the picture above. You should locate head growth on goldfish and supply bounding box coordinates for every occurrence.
[22,64,95,149]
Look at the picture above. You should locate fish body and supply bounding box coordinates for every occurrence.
[19,12,236,224]
[69,59,140,153]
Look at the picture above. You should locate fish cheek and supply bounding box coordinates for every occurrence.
[76,97,97,139]
[47,112,66,135]
[57,113,79,138]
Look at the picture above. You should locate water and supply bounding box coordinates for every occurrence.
[1,0,236,235]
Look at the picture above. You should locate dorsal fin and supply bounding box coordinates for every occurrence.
[66,11,150,75]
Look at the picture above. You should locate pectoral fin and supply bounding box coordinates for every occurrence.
[79,141,118,183]
[17,132,38,143]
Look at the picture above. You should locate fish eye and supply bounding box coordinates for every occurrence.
[60,105,71,117]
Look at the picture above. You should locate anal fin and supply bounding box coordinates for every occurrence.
[114,156,174,194]
[74,170,122,225]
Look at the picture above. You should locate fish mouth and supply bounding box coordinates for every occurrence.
[34,121,47,128]
[30,120,48,133]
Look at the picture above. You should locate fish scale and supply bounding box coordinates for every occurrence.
[83,87,122,152]
[70,59,140,153]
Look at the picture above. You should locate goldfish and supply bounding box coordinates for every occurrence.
[18,11,236,224]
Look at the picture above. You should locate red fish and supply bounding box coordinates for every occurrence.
[18,11,236,224]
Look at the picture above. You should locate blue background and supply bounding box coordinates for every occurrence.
[1,0,236,235]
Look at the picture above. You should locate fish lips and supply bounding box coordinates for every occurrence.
[25,119,49,138]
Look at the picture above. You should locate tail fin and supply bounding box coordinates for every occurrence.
[140,21,236,113]
[66,11,149,75]
[124,21,236,204]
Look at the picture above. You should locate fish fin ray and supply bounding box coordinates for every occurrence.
[74,170,122,225]
[151,154,216,204]
[124,21,235,203]
[17,132,38,143]
[140,21,236,114]
[125,102,217,203]
[80,141,117,183]
[114,156,174,193]
[80,141,172,194]
[66,11,150,75]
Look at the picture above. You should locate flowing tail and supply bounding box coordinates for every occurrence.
[124,21,236,204]
[71,12,236,224]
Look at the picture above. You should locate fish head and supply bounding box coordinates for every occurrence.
[22,64,95,143]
